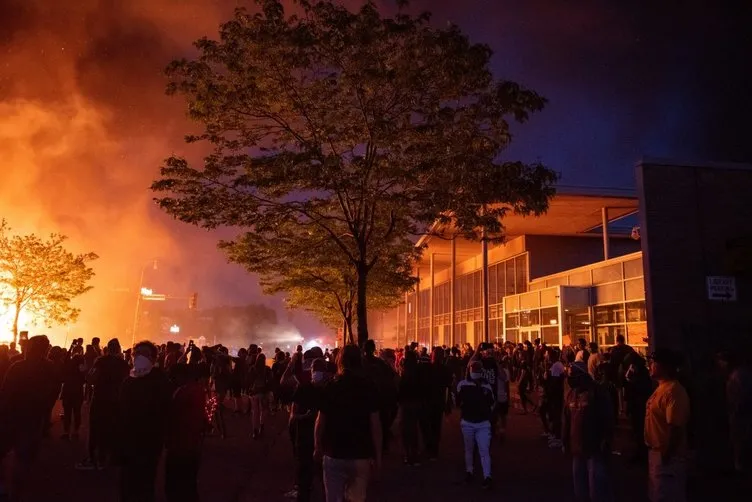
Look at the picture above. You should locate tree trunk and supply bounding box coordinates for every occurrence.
[356,263,369,347]
[12,302,20,345]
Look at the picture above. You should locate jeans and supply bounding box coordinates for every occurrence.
[572,454,613,502]
[322,456,370,502]
[165,451,200,502]
[647,450,687,502]
[460,420,492,478]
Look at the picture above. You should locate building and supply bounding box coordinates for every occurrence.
[371,159,752,354]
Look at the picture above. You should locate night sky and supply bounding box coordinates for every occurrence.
[1,0,750,338]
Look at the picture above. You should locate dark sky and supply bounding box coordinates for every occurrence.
[1,0,750,337]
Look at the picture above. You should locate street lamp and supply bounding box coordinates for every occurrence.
[132,260,158,346]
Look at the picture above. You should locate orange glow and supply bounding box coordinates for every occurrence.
[0,302,38,345]
[0,1,238,345]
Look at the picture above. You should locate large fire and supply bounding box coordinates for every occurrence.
[0,303,38,345]
[0,1,332,347]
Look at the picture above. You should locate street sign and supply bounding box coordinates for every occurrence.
[706,276,737,302]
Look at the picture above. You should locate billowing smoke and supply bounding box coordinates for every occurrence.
[0,0,250,345]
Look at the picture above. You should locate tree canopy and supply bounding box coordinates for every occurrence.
[0,220,98,343]
[153,0,557,345]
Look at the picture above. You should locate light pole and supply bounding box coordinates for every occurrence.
[132,260,158,347]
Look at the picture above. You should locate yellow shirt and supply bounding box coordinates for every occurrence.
[644,379,690,454]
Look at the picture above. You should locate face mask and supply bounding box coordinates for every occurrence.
[131,354,154,378]
[311,371,326,384]
[470,372,483,381]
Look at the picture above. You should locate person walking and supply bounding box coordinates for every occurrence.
[315,345,381,502]
[456,361,495,489]
[563,361,614,502]
[644,349,690,502]
[249,353,272,439]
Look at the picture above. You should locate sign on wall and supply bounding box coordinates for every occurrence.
[706,276,737,302]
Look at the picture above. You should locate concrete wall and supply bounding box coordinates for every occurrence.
[638,160,752,353]
[525,235,641,280]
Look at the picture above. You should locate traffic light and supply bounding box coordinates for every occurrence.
[188,293,198,310]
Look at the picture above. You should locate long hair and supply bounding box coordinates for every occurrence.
[255,353,267,370]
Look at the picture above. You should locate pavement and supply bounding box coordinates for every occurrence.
[5,397,749,502]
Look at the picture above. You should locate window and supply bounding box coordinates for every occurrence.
[515,255,528,293]
[496,264,506,301]
[626,301,646,322]
[540,287,558,307]
[568,270,592,286]
[505,329,519,344]
[594,282,624,304]
[592,263,623,284]
[541,307,559,326]
[541,326,559,345]
[595,304,625,325]
[627,322,647,346]
[505,312,519,328]
[625,277,645,301]
[505,259,516,295]
[489,265,498,305]
[519,309,540,327]
[624,258,643,279]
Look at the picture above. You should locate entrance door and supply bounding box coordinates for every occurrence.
[520,329,540,343]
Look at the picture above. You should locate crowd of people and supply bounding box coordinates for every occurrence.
[0,332,749,502]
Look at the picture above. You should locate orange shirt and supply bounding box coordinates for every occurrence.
[644,379,690,454]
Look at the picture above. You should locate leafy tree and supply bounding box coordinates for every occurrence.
[153,0,557,346]
[0,220,98,343]
[224,223,414,344]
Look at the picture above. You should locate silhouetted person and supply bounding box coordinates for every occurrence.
[61,344,86,440]
[118,341,171,502]
[77,338,129,470]
[165,363,206,502]
[0,335,56,499]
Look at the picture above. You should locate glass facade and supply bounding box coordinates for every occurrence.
[528,254,646,348]
[400,250,645,350]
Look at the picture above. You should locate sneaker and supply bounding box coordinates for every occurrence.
[464,472,474,484]
[283,489,298,499]
[548,439,563,449]
[540,432,551,438]
[482,477,493,490]
[75,459,97,471]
